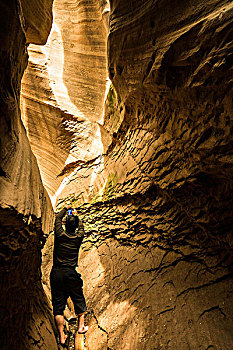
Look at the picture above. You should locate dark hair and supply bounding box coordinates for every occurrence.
[65,215,79,233]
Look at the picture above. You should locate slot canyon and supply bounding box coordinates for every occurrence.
[0,0,233,349]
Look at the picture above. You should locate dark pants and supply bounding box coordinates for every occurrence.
[50,266,87,316]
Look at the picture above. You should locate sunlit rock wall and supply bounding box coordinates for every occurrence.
[21,0,110,202]
[17,0,233,349]
[54,0,233,349]
[0,1,55,349]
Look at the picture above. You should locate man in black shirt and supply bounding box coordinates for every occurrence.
[50,206,88,345]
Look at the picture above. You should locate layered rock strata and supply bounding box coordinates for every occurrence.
[55,0,233,349]
[3,0,233,349]
[0,1,55,349]
[0,210,57,350]
[21,0,110,201]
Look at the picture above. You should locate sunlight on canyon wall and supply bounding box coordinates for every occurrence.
[6,0,232,349]
[21,0,110,205]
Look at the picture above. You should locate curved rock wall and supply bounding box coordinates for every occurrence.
[0,1,55,349]
[53,0,233,349]
[21,0,110,202]
[2,0,233,349]
[18,0,53,44]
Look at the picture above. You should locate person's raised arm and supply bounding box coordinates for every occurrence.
[54,206,70,235]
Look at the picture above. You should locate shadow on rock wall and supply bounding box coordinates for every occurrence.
[74,1,233,348]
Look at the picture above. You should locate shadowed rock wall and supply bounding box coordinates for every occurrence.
[54,0,233,349]
[0,1,56,349]
[2,0,233,349]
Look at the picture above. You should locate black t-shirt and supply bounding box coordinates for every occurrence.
[53,208,84,268]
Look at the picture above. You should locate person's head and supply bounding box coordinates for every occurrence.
[65,213,79,233]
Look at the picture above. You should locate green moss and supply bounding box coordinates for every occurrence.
[106,84,117,113]
[89,193,102,204]
[102,173,118,200]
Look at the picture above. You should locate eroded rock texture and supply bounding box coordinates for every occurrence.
[55,0,233,349]
[0,1,55,349]
[21,0,110,201]
[2,0,233,349]
[0,210,57,350]
[18,0,53,44]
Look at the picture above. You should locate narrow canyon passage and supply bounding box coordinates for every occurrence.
[0,0,233,350]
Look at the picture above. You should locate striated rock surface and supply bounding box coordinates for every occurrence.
[0,1,52,227]
[80,240,233,350]
[18,0,53,44]
[54,0,233,349]
[0,210,57,350]
[21,0,110,201]
[0,1,55,349]
[2,0,233,349]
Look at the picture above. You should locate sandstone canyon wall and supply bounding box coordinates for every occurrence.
[21,0,110,202]
[69,1,233,349]
[0,1,56,349]
[1,0,233,349]
[43,0,233,349]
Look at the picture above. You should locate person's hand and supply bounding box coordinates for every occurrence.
[72,209,78,216]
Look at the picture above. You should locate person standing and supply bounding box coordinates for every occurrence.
[50,206,88,345]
